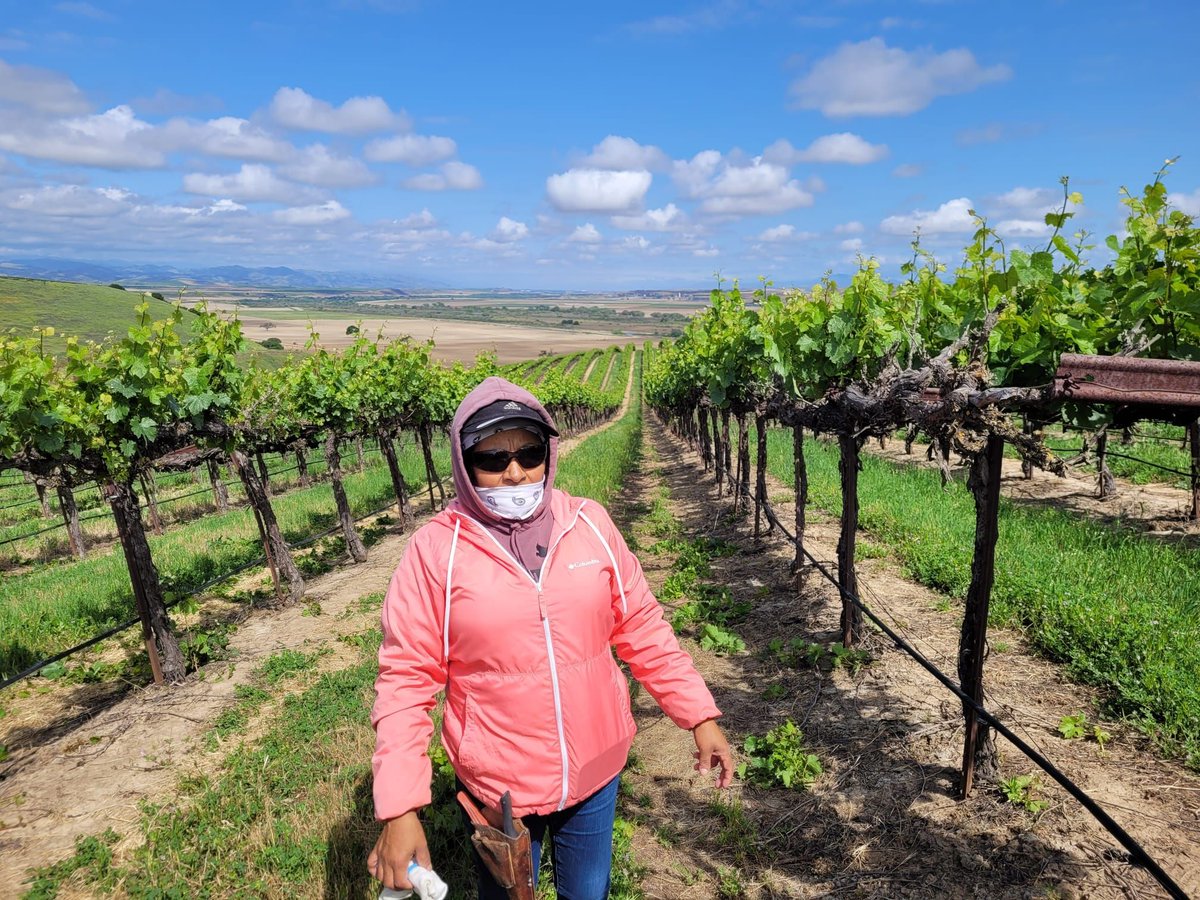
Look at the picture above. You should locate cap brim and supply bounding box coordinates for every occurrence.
[463,416,558,449]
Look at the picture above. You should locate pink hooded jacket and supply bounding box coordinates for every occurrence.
[371,378,721,820]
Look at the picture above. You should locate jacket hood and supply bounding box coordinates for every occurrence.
[448,376,559,527]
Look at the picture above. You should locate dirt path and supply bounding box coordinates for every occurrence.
[0,378,635,896]
[613,412,1200,898]
[870,438,1200,544]
[579,352,601,384]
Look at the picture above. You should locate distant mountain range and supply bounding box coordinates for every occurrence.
[0,256,439,291]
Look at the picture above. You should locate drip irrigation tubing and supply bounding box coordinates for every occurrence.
[0,474,450,692]
[746,483,1189,900]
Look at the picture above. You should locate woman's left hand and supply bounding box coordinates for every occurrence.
[691,718,734,788]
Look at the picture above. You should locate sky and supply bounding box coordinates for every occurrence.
[0,0,1197,290]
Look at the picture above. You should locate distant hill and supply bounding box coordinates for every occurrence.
[0,275,291,367]
[0,257,441,291]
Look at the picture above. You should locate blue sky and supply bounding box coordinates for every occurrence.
[0,0,1197,289]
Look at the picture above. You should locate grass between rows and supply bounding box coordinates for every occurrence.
[22,354,651,899]
[0,438,449,680]
[0,446,332,528]
[763,427,1200,765]
[555,351,642,505]
[0,450,341,563]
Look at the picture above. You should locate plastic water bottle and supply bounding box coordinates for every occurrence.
[378,860,449,900]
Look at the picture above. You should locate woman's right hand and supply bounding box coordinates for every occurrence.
[367,810,431,890]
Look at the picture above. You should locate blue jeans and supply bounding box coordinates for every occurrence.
[462,776,620,900]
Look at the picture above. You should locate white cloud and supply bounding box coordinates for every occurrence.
[272,200,351,225]
[545,168,652,212]
[395,208,437,228]
[269,86,409,134]
[623,236,650,250]
[834,220,864,234]
[765,133,888,165]
[1169,189,1200,216]
[582,135,669,171]
[490,216,529,242]
[671,150,722,197]
[987,186,1079,238]
[881,198,976,235]
[402,160,483,191]
[128,87,222,116]
[673,153,814,216]
[183,164,318,203]
[0,58,89,114]
[6,183,131,217]
[893,163,923,178]
[994,186,1058,210]
[208,198,247,214]
[995,219,1051,237]
[0,105,163,168]
[757,224,814,242]
[140,198,249,220]
[789,38,1012,117]
[443,161,482,189]
[156,116,294,162]
[611,203,685,231]
[567,223,602,243]
[364,133,457,165]
[279,144,377,187]
[378,227,454,252]
[840,237,864,251]
[707,161,790,199]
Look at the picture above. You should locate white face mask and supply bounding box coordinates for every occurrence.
[475,481,545,521]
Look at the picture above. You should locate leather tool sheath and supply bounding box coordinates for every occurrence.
[456,791,535,900]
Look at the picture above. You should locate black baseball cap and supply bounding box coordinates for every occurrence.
[462,399,558,450]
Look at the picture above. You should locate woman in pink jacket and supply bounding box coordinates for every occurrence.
[368,376,732,898]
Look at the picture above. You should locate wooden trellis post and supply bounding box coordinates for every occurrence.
[958,434,1005,797]
[837,433,864,647]
[1189,419,1199,522]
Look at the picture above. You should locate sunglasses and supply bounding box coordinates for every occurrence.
[468,443,548,473]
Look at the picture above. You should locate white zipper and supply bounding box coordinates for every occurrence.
[453,502,587,810]
[541,606,570,810]
[453,503,585,591]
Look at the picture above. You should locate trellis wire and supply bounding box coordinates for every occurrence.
[747,482,1188,900]
[0,472,449,692]
[0,446,385,549]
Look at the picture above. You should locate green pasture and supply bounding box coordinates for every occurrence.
[0,275,292,366]
[0,277,182,349]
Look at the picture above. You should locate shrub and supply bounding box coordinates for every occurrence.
[737,720,822,789]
